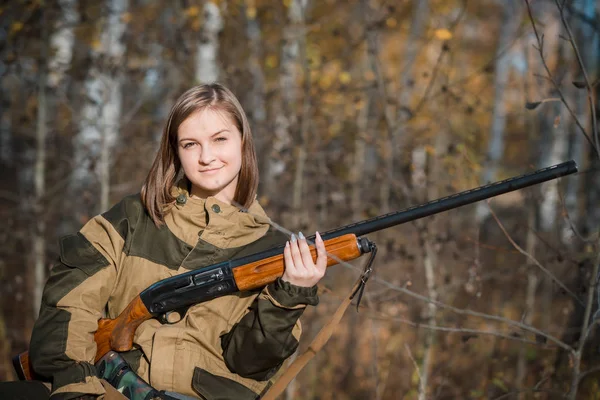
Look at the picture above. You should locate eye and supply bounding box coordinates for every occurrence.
[215,137,227,142]
[182,142,195,149]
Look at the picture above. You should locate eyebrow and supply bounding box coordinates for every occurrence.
[179,129,230,142]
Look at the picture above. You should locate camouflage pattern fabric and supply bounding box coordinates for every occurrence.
[96,351,179,400]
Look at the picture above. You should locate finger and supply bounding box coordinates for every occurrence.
[315,231,327,273]
[283,241,297,276]
[297,232,315,270]
[289,233,307,273]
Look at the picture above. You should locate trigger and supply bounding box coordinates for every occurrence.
[161,311,182,324]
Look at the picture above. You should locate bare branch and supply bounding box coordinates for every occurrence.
[524,0,600,158]
[488,201,584,307]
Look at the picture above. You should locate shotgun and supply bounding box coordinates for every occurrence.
[13,160,578,381]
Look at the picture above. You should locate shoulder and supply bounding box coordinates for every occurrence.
[99,193,148,240]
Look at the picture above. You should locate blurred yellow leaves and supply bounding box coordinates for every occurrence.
[91,38,102,51]
[10,22,24,35]
[121,12,132,23]
[246,6,257,19]
[185,6,201,18]
[265,54,278,69]
[434,28,453,40]
[339,71,351,84]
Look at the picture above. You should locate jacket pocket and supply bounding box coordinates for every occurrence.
[192,367,259,400]
[59,232,110,275]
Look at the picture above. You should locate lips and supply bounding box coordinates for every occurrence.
[199,167,223,173]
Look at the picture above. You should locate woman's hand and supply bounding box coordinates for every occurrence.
[282,231,327,287]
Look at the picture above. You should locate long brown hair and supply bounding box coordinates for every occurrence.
[141,83,259,226]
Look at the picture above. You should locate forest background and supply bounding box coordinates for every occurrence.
[1,0,599,399]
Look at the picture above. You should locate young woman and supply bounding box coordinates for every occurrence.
[4,83,327,399]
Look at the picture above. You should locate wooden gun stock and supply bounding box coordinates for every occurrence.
[13,234,362,381]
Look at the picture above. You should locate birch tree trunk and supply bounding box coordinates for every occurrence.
[362,0,402,213]
[244,2,269,196]
[562,0,597,242]
[244,2,266,128]
[352,87,372,221]
[0,16,11,165]
[196,1,223,84]
[291,0,311,229]
[48,0,78,89]
[32,9,49,319]
[264,0,305,208]
[533,8,564,331]
[74,0,128,219]
[515,33,539,397]
[538,24,573,234]
[416,223,437,400]
[403,0,429,195]
[476,0,520,223]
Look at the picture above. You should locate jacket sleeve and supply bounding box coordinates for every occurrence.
[29,211,128,400]
[220,278,319,381]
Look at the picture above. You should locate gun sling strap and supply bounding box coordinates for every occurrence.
[261,277,364,400]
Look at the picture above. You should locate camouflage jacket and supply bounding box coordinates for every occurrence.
[30,184,318,400]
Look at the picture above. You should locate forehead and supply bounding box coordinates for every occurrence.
[178,108,238,137]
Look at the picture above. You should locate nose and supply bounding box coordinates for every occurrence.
[198,144,216,165]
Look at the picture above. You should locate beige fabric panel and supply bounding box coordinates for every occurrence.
[80,215,126,268]
[168,179,271,248]
[51,376,106,396]
[57,266,116,364]
[106,255,176,318]
[148,292,264,394]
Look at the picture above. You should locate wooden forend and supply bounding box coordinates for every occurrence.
[233,233,361,291]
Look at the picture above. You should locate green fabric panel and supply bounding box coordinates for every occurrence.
[59,233,110,275]
[0,381,51,399]
[120,349,143,373]
[220,280,309,381]
[29,304,73,380]
[269,278,319,308]
[231,227,288,259]
[181,227,287,271]
[50,392,90,400]
[192,367,259,400]
[52,362,97,393]
[29,233,109,385]
[101,194,192,270]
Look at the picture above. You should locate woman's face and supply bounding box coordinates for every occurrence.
[177,108,243,204]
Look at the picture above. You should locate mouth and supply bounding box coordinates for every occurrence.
[199,167,223,173]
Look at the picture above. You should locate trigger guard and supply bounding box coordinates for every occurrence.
[159,306,190,324]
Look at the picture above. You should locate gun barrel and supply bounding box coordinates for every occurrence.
[319,160,578,240]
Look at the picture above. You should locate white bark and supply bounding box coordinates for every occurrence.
[280,0,307,107]
[291,1,311,229]
[476,0,520,223]
[33,34,49,318]
[352,91,371,221]
[245,6,266,124]
[75,0,128,215]
[265,0,307,197]
[0,88,11,165]
[562,0,597,242]
[418,227,438,400]
[48,0,79,89]
[0,23,12,165]
[539,23,573,233]
[244,2,269,195]
[195,1,223,84]
[363,2,391,213]
[404,1,428,200]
